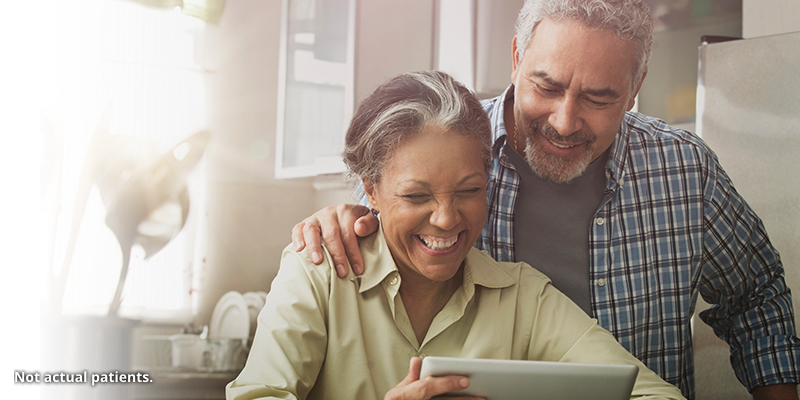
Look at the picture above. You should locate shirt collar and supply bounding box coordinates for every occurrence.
[605,114,631,189]
[463,246,518,289]
[355,226,397,293]
[489,85,516,155]
[356,226,518,294]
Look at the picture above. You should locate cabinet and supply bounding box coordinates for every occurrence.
[275,0,435,178]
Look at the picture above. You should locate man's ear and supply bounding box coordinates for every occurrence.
[628,69,648,111]
[511,36,521,83]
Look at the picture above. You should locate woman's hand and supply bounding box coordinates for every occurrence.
[384,357,483,400]
[291,204,378,277]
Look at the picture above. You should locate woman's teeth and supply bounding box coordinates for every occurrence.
[419,235,458,250]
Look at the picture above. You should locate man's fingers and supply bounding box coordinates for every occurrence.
[354,212,380,237]
[341,226,365,276]
[301,219,324,264]
[320,225,349,277]
[291,222,307,251]
[349,213,379,275]
[292,204,373,274]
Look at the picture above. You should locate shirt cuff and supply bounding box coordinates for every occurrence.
[732,335,800,391]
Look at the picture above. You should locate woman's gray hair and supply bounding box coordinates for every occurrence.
[343,70,492,184]
[515,0,653,92]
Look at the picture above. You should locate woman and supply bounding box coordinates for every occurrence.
[226,71,684,400]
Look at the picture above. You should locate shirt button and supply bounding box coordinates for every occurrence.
[597,278,606,287]
[419,353,426,359]
[595,217,605,226]
[389,276,399,285]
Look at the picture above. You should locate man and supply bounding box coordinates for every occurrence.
[291,1,800,399]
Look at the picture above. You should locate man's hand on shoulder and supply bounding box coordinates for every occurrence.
[291,204,378,277]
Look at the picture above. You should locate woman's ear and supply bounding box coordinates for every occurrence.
[363,180,378,209]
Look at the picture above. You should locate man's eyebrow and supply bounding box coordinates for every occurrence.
[533,70,564,88]
[532,70,621,98]
[583,86,620,98]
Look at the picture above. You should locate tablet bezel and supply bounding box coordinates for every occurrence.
[419,356,638,400]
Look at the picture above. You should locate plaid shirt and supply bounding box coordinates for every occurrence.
[480,86,800,399]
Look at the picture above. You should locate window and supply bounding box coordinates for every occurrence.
[43,0,208,321]
[275,0,354,178]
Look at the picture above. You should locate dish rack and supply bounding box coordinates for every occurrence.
[141,332,249,372]
[140,290,265,372]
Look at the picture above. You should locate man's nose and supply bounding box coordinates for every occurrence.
[548,96,583,136]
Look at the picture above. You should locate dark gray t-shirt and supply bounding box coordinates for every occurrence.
[506,142,608,315]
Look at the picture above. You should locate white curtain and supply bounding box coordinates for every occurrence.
[40,0,213,322]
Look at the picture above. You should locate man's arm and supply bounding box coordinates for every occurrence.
[291,204,378,277]
[700,157,800,393]
[752,383,798,400]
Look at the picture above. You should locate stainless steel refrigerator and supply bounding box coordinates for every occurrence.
[694,31,800,399]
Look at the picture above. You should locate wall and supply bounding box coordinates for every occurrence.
[196,0,320,324]
[637,19,741,129]
[474,0,523,98]
[743,0,800,38]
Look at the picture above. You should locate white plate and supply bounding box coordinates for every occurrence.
[209,291,250,340]
[243,292,266,337]
[243,291,266,311]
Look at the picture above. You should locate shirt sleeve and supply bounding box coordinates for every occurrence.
[699,153,800,390]
[226,245,332,400]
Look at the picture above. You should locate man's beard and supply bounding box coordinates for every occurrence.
[523,120,596,184]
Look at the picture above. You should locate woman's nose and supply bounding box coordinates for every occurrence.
[429,200,460,231]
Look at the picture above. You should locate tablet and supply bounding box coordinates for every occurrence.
[419,356,638,400]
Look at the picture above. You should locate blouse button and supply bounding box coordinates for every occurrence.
[597,278,606,287]
[389,276,399,285]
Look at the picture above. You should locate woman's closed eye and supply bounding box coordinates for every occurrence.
[456,187,483,197]
[402,193,432,203]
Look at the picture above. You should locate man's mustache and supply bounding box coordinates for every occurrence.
[528,121,595,146]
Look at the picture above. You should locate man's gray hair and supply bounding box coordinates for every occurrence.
[343,71,492,185]
[515,0,653,91]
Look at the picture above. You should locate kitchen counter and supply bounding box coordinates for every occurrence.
[129,368,237,400]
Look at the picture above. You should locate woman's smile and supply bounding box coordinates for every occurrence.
[416,232,462,253]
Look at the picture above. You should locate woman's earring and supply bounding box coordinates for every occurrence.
[370,208,380,217]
